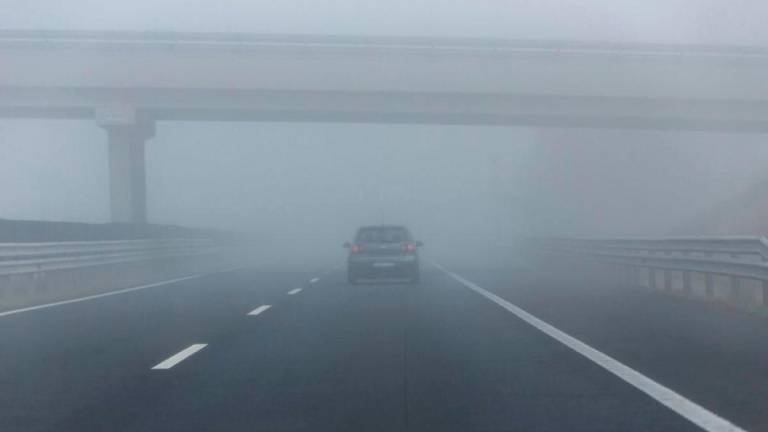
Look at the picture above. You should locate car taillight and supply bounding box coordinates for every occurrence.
[351,244,362,253]
[404,243,417,252]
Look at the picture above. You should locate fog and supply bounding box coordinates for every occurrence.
[4,1,768,268]
[5,5,768,429]
[5,0,768,45]
[4,118,768,267]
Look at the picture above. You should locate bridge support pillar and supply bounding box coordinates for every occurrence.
[102,122,154,223]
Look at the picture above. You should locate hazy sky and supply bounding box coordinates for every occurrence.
[3,1,768,243]
[0,119,536,242]
[2,0,768,45]
[530,129,768,236]
[148,122,534,244]
[4,117,768,240]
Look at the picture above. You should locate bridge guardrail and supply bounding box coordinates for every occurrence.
[0,238,220,276]
[530,236,768,308]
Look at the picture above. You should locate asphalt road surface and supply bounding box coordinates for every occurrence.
[1,262,765,431]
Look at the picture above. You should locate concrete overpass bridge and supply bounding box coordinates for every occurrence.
[3,30,768,223]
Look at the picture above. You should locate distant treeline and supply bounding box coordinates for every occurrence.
[0,219,244,243]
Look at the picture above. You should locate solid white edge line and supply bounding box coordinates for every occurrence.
[310,277,320,283]
[433,263,747,432]
[151,344,208,370]
[0,266,245,319]
[247,305,272,316]
[287,288,302,295]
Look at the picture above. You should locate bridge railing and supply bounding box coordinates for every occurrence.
[530,236,768,308]
[0,238,221,276]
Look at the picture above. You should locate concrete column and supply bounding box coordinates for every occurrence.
[103,123,154,223]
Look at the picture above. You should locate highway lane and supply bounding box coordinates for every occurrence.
[458,263,768,431]
[0,268,316,432]
[0,264,740,431]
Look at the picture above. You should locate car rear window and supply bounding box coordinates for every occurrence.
[355,227,408,243]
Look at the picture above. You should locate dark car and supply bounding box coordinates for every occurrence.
[344,225,423,284]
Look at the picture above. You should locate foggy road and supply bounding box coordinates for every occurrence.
[3,263,765,432]
[8,2,768,432]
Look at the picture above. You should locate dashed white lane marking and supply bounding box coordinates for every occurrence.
[151,344,208,370]
[287,288,302,295]
[310,277,320,283]
[434,264,747,432]
[247,305,272,316]
[0,267,245,319]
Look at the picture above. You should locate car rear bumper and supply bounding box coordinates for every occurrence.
[348,254,417,264]
[348,255,418,277]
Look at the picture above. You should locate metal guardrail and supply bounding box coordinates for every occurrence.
[0,238,221,276]
[532,236,768,282]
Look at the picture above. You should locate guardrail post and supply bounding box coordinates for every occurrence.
[535,236,768,310]
[0,275,7,301]
[705,273,714,298]
[622,264,629,287]
[762,281,768,307]
[617,264,625,287]
[642,267,652,289]
[731,276,741,305]
[619,264,626,287]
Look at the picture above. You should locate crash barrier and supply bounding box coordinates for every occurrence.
[0,238,238,310]
[530,237,768,310]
